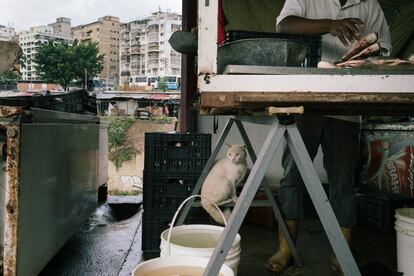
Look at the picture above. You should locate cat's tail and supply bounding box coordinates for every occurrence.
[201,199,229,225]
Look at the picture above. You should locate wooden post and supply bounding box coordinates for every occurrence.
[180,0,198,133]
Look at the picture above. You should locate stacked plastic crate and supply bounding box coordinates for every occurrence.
[142,132,211,258]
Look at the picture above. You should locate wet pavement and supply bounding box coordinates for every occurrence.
[40,196,143,276]
[39,195,398,276]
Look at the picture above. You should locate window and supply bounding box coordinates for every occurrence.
[135,76,147,82]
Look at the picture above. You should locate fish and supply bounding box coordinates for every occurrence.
[367,57,411,66]
[341,32,378,62]
[336,56,414,68]
[347,42,381,61]
[335,59,367,68]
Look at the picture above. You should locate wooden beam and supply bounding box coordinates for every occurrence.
[200,92,414,115]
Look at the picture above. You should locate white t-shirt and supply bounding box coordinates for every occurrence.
[277,0,392,122]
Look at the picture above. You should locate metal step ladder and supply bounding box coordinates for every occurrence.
[176,112,361,276]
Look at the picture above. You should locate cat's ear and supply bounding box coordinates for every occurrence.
[241,145,247,150]
[225,143,232,148]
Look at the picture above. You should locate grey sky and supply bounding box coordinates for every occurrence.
[0,0,182,32]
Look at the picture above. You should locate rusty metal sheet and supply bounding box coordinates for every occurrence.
[3,124,20,276]
[0,107,25,118]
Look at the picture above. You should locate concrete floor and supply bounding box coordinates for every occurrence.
[40,196,399,276]
[40,196,144,276]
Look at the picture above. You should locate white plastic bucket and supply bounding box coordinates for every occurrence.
[160,195,242,275]
[132,256,234,276]
[395,208,414,276]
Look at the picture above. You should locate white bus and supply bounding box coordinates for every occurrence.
[129,76,148,87]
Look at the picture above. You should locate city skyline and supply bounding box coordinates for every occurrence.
[0,0,181,32]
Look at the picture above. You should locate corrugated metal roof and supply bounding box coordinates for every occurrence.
[96,91,180,100]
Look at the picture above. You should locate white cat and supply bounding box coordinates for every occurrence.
[201,144,248,225]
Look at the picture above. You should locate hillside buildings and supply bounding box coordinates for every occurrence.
[72,16,121,86]
[0,24,16,41]
[48,17,72,38]
[14,11,182,88]
[119,11,182,88]
[18,22,74,81]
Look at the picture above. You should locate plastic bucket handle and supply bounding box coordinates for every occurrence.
[166,195,227,256]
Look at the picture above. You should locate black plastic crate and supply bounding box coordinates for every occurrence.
[356,194,414,232]
[30,89,86,114]
[144,132,211,173]
[143,171,202,210]
[142,209,210,256]
[225,30,322,67]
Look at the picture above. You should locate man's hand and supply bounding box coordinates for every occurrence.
[328,18,365,46]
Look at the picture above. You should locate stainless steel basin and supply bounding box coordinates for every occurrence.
[217,38,308,73]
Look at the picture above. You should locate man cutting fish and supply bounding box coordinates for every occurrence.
[267,0,392,274]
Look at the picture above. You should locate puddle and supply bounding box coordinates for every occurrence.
[109,203,140,221]
[84,202,141,231]
[40,197,143,276]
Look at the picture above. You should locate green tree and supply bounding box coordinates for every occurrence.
[0,69,22,81]
[72,41,104,87]
[33,41,104,90]
[0,69,22,91]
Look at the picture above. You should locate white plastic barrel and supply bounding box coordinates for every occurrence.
[160,224,241,274]
[132,256,234,276]
[395,208,414,276]
[160,195,242,275]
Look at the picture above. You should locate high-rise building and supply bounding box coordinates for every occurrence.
[48,17,72,38]
[0,24,16,41]
[119,11,182,88]
[72,16,121,86]
[18,25,74,80]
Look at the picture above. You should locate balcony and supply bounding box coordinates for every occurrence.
[148,24,159,32]
[148,53,159,60]
[120,71,130,77]
[148,42,159,52]
[147,62,159,70]
[147,36,159,43]
[130,46,140,54]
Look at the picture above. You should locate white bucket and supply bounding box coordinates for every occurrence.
[132,256,234,276]
[395,208,414,276]
[160,195,242,275]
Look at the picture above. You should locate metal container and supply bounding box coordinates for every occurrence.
[0,108,107,276]
[217,38,308,73]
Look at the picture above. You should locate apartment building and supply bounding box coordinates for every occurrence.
[72,16,121,86]
[0,24,16,41]
[119,11,182,88]
[48,17,72,38]
[18,25,74,81]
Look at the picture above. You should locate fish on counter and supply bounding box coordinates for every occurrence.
[317,33,414,69]
[341,32,378,62]
[335,56,414,68]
